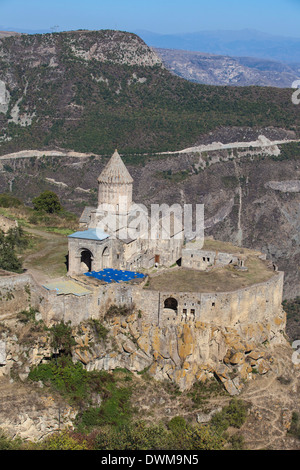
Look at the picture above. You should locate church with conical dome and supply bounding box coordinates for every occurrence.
[67,150,184,276]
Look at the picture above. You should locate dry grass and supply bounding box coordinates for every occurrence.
[145,256,274,293]
[21,228,69,279]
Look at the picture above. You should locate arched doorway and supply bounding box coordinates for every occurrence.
[80,249,93,272]
[102,246,110,269]
[164,297,178,312]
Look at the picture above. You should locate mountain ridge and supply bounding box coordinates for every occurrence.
[155,47,300,88]
[0,29,300,157]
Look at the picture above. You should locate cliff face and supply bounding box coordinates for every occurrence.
[89,310,286,395]
[0,299,286,396]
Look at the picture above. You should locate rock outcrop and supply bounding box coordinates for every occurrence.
[71,305,287,395]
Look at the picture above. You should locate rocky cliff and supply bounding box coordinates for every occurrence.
[73,308,286,396]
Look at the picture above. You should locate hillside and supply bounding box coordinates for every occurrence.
[155,48,300,88]
[0,29,300,156]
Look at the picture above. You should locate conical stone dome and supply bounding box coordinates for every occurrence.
[97,150,133,211]
[98,150,133,184]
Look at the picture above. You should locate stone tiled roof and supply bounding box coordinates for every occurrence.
[79,206,95,223]
[98,150,133,184]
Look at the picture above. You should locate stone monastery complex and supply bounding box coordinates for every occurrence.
[0,151,287,394]
[68,149,183,275]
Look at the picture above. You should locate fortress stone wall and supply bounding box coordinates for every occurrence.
[36,268,286,393]
[36,270,284,332]
[0,272,43,320]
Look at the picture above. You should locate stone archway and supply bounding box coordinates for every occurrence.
[164,297,178,312]
[102,246,110,269]
[80,249,93,272]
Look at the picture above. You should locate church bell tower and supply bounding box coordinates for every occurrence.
[97,149,133,215]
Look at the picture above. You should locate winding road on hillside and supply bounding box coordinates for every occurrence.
[0,135,299,162]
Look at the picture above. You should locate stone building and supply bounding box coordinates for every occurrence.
[67,150,184,275]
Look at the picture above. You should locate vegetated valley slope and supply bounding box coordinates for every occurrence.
[0,29,299,300]
[0,29,300,156]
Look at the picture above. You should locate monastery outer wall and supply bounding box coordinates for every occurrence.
[131,271,284,331]
[39,282,160,326]
[198,272,284,326]
[6,270,284,338]
[39,289,96,325]
[0,272,43,320]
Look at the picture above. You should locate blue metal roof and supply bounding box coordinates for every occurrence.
[68,228,109,241]
[85,268,145,283]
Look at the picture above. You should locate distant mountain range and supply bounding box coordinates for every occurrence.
[135,29,300,64]
[155,48,300,88]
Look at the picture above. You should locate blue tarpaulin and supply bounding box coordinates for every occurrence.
[84,268,145,283]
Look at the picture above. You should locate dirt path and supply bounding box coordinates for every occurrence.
[22,227,68,285]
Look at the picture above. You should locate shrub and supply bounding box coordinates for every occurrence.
[0,429,24,450]
[88,319,109,340]
[32,190,62,214]
[94,420,225,450]
[49,320,76,356]
[39,429,89,450]
[167,416,188,436]
[0,193,22,208]
[79,384,133,430]
[17,307,39,324]
[210,398,249,433]
[288,412,300,439]
[105,303,135,319]
[28,358,89,405]
[184,424,226,450]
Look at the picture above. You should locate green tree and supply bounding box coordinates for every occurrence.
[32,190,62,214]
[50,321,76,356]
[0,230,23,273]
